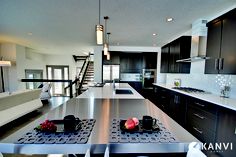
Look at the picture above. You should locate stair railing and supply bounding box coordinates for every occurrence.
[64,55,91,97]
[77,58,90,94]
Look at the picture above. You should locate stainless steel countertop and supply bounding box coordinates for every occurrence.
[78,83,144,99]
[0,98,199,154]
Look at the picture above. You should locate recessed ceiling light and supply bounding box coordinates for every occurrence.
[152,33,157,36]
[27,32,33,35]
[166,17,173,22]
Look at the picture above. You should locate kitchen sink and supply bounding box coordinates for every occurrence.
[115,89,133,94]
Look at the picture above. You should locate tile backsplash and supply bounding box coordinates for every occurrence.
[165,61,236,99]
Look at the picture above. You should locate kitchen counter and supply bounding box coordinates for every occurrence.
[153,83,236,111]
[0,98,198,154]
[77,83,144,99]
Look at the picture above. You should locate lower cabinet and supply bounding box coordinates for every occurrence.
[153,86,171,113]
[186,98,218,143]
[127,82,142,94]
[215,107,236,157]
[153,85,236,157]
[169,92,187,127]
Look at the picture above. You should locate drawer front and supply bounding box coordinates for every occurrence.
[188,123,216,143]
[187,106,217,131]
[188,97,218,115]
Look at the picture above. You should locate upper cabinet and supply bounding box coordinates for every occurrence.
[160,36,191,73]
[205,8,236,74]
[160,45,169,73]
[103,52,157,73]
[120,53,143,73]
[142,52,157,69]
[103,51,120,65]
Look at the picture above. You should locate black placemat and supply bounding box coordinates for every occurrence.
[109,119,178,143]
[15,119,96,144]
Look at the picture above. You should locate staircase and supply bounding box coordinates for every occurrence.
[70,54,95,96]
[80,61,94,91]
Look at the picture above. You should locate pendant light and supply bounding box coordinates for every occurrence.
[96,0,103,45]
[106,32,111,60]
[103,16,109,55]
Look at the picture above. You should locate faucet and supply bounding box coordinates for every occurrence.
[112,79,116,89]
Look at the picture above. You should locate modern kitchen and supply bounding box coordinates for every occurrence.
[0,1,236,157]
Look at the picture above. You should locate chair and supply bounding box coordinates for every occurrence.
[39,83,51,103]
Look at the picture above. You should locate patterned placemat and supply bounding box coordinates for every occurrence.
[15,119,96,144]
[109,119,178,143]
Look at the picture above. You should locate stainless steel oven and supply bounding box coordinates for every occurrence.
[142,69,156,89]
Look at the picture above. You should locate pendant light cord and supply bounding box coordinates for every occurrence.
[99,0,101,24]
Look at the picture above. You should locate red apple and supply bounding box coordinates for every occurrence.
[132,117,139,126]
[125,118,135,130]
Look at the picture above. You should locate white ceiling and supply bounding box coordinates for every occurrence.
[0,0,235,55]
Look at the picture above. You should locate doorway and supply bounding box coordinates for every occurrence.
[46,65,69,96]
[25,69,43,89]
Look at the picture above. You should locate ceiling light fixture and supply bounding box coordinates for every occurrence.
[152,33,157,36]
[166,17,173,22]
[0,60,11,66]
[106,32,111,60]
[27,32,33,36]
[103,16,109,55]
[96,0,103,45]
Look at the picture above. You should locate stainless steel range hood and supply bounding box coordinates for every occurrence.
[176,19,209,62]
[176,36,209,62]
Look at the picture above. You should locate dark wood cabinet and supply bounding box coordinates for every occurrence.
[120,53,143,73]
[153,84,236,157]
[205,8,236,74]
[153,86,171,113]
[142,52,157,69]
[205,20,222,74]
[160,45,169,73]
[169,92,187,127]
[127,82,142,94]
[215,107,236,157]
[160,36,191,73]
[186,98,218,143]
[103,51,120,65]
[220,12,236,74]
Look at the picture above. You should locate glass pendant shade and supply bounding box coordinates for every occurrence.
[96,25,103,45]
[103,43,109,55]
[106,51,110,60]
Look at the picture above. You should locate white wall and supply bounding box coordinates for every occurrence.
[0,43,81,92]
[94,46,161,83]
[44,54,77,80]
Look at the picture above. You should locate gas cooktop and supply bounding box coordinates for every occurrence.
[172,87,205,93]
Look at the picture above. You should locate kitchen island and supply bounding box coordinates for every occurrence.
[0,83,198,155]
[78,83,144,99]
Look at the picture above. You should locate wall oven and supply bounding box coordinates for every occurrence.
[142,69,156,89]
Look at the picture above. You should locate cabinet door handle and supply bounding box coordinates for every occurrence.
[215,59,219,70]
[193,127,203,134]
[195,102,205,107]
[161,96,166,99]
[193,113,205,119]
[219,58,224,70]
